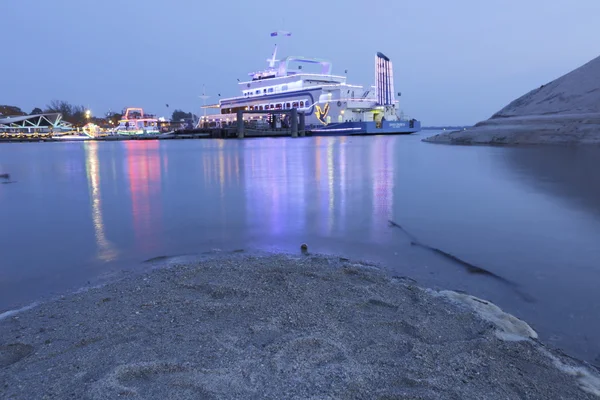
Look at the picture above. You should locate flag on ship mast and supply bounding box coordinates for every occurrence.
[270,31,291,37]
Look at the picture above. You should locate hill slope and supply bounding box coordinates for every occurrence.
[425,55,600,145]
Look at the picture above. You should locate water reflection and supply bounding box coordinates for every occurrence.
[242,139,302,236]
[3,136,600,367]
[371,136,395,242]
[200,140,242,194]
[502,146,600,219]
[339,137,347,232]
[235,137,396,242]
[84,141,118,262]
[124,141,164,252]
[327,138,335,233]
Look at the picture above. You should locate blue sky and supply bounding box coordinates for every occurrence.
[3,0,599,125]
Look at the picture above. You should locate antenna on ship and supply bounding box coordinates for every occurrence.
[199,84,210,124]
[268,30,291,68]
[267,44,278,68]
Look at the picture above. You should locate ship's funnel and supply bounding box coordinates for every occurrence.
[375,52,395,106]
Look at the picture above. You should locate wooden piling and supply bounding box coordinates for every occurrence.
[291,108,298,138]
[236,110,244,138]
[299,113,306,137]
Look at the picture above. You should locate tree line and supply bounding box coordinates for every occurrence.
[0,101,90,126]
[0,105,42,117]
[1,102,197,126]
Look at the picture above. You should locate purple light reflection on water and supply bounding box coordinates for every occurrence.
[1,136,600,366]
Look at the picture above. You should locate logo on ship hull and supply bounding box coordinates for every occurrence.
[315,103,330,125]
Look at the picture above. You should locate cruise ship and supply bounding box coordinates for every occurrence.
[206,39,421,135]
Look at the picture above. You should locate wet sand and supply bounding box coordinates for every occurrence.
[1,252,599,399]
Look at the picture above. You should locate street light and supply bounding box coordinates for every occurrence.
[85,110,91,119]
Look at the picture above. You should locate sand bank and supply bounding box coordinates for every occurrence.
[423,113,600,145]
[426,54,600,146]
[1,252,599,399]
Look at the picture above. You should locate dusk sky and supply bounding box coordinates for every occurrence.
[3,0,599,125]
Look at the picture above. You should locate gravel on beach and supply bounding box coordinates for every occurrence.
[1,252,599,399]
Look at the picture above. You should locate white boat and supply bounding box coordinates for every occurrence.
[113,108,160,135]
[203,35,421,135]
[52,134,91,141]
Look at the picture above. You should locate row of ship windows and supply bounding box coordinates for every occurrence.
[244,85,289,97]
[248,99,310,111]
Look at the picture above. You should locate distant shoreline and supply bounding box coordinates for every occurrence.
[420,126,470,130]
[1,251,598,399]
[423,113,600,145]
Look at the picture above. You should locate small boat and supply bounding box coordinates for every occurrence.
[52,134,91,141]
[113,108,160,135]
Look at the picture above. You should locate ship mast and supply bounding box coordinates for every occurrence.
[267,45,278,68]
[199,84,209,119]
[268,30,291,72]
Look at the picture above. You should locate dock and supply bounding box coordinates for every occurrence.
[1,109,309,142]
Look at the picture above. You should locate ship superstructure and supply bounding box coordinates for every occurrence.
[204,36,420,135]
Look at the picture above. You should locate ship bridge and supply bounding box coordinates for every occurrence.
[240,56,345,99]
[276,56,333,77]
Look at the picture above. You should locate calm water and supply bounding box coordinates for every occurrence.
[1,133,599,365]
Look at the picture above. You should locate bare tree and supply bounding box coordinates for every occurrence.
[45,100,86,126]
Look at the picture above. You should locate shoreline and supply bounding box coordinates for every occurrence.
[1,251,599,399]
[423,113,600,146]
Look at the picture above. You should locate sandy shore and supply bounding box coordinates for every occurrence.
[423,113,600,146]
[424,53,600,146]
[1,252,599,399]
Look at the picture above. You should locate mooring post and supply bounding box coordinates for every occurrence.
[299,112,305,136]
[236,110,244,138]
[291,108,298,138]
